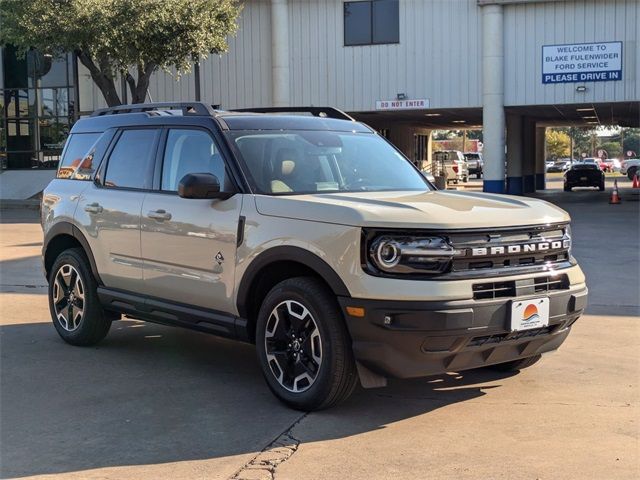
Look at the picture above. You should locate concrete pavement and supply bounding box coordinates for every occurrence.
[0,192,638,480]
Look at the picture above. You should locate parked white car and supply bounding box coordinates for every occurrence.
[620,159,640,180]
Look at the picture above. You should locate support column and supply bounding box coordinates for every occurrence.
[506,113,523,195]
[426,131,434,172]
[481,4,505,193]
[522,118,536,193]
[271,0,290,107]
[535,126,546,190]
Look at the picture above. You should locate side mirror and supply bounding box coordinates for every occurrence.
[178,173,234,200]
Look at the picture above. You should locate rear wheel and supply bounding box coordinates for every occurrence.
[599,182,605,191]
[628,167,638,181]
[255,277,358,411]
[489,354,542,372]
[48,248,112,346]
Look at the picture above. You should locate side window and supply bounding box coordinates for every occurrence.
[57,132,100,179]
[104,129,159,189]
[161,129,226,192]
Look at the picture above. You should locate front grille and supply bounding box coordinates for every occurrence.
[472,274,570,300]
[467,326,553,347]
[448,223,572,277]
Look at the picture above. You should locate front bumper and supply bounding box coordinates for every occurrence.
[339,286,587,379]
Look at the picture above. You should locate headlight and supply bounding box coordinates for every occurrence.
[365,234,459,276]
[564,224,572,257]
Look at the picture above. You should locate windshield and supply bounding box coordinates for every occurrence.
[227,130,430,195]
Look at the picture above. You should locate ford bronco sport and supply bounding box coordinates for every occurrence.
[42,103,587,411]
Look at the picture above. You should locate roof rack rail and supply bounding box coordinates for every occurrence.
[91,102,217,117]
[231,106,355,121]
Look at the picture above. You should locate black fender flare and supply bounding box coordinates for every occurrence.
[43,221,103,284]
[236,246,351,319]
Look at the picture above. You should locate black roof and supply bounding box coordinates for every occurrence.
[217,114,371,132]
[71,102,372,134]
[570,163,599,170]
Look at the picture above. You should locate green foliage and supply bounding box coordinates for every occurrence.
[431,129,482,144]
[0,0,242,105]
[597,141,622,158]
[622,128,640,156]
[545,129,570,159]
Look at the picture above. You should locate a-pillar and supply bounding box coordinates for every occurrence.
[535,126,546,190]
[522,118,536,193]
[481,4,505,193]
[506,113,523,195]
[271,0,290,106]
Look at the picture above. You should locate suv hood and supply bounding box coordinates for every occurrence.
[254,190,570,229]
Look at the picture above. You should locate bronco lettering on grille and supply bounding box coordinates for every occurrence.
[470,239,570,257]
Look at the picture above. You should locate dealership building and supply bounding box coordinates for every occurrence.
[1,0,638,197]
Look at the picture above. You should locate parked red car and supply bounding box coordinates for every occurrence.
[585,158,612,173]
[600,159,616,172]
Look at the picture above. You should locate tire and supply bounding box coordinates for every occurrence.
[476,172,482,179]
[48,248,112,346]
[255,277,358,411]
[599,182,605,191]
[564,185,571,192]
[628,167,637,181]
[489,354,542,372]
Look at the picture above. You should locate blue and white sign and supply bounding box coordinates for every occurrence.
[542,41,622,84]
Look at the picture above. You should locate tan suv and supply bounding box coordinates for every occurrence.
[42,103,588,410]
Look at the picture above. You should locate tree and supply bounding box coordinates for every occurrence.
[565,127,592,158]
[1,0,242,106]
[622,128,640,156]
[545,129,570,159]
[597,141,622,158]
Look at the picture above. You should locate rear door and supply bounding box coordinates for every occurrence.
[76,128,160,292]
[139,126,242,314]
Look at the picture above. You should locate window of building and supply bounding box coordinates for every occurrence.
[344,0,399,46]
[104,129,159,189]
[0,45,76,170]
[161,129,226,191]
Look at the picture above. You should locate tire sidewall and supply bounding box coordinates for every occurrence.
[255,280,344,409]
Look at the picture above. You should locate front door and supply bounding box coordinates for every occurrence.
[140,127,242,315]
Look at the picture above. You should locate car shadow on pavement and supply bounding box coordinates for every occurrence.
[0,319,516,478]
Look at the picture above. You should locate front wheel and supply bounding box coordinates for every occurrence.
[255,277,358,411]
[48,248,112,346]
[489,354,542,372]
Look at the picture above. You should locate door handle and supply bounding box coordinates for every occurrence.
[148,209,172,221]
[84,202,103,214]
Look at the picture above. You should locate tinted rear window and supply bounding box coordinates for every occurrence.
[57,133,101,179]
